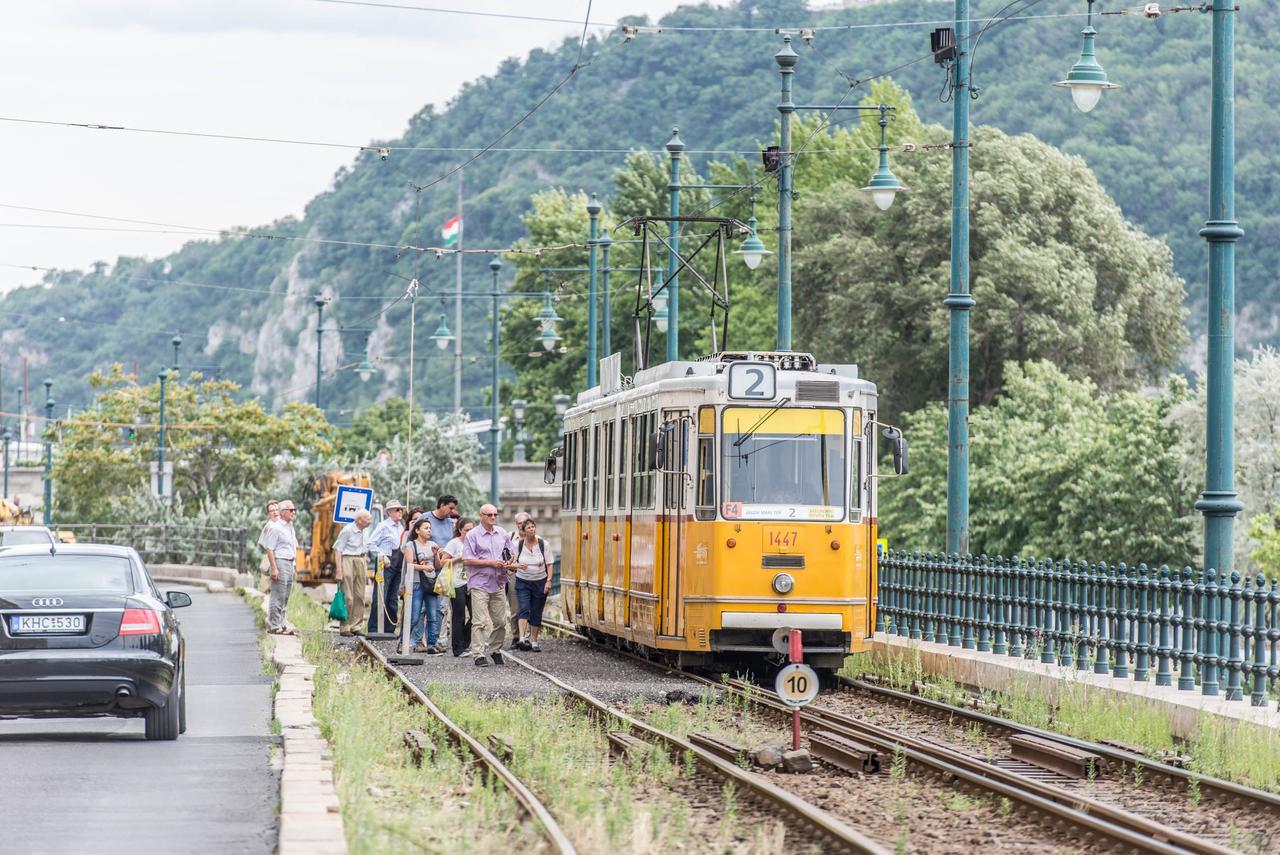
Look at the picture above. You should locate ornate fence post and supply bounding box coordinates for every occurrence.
[934,552,949,644]
[1251,574,1268,706]
[992,555,1007,655]
[1135,564,1150,681]
[977,555,991,652]
[1074,561,1090,670]
[1112,563,1129,679]
[1202,568,1220,696]
[1091,562,1109,674]
[962,554,977,650]
[1178,567,1197,690]
[1226,571,1243,701]
[1037,558,1053,664]
[1055,560,1070,666]
[1269,580,1279,695]
[1156,565,1173,686]
[947,552,962,647]
[1008,556,1024,658]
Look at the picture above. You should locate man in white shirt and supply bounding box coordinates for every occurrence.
[366,500,407,632]
[333,509,373,636]
[262,500,300,634]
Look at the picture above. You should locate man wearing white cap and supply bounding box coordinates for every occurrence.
[262,500,299,633]
[367,499,407,632]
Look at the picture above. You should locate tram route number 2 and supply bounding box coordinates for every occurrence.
[774,663,820,707]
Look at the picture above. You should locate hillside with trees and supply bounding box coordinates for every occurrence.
[2,0,1274,423]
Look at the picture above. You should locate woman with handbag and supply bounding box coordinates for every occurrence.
[440,517,474,657]
[512,519,554,652]
[404,517,444,655]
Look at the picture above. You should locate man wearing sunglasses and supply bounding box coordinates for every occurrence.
[462,503,515,667]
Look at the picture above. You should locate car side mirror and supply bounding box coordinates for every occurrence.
[166,590,193,609]
[882,426,908,476]
[543,454,558,485]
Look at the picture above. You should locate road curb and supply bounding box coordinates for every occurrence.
[151,575,230,593]
[247,589,348,854]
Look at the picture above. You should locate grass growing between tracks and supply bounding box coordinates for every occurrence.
[286,595,542,855]
[843,645,1280,793]
[427,685,781,852]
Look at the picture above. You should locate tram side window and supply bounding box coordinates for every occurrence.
[695,436,715,520]
[577,428,589,512]
[630,411,656,510]
[604,421,615,510]
[562,432,576,510]
[618,417,629,509]
[850,436,863,519]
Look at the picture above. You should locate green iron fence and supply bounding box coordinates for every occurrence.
[876,551,1280,708]
[54,523,250,575]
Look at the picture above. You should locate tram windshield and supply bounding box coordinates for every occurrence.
[721,407,845,521]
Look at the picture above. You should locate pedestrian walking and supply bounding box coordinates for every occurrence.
[462,503,514,667]
[333,509,373,636]
[506,510,530,643]
[404,516,444,654]
[367,499,407,633]
[262,500,299,634]
[441,517,474,657]
[512,519,554,651]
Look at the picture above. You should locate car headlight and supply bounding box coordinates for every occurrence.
[772,573,794,595]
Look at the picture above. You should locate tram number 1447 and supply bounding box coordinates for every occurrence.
[775,663,820,707]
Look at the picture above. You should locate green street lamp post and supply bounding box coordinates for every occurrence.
[554,394,570,445]
[665,128,683,362]
[42,379,53,525]
[2,426,10,499]
[156,371,167,509]
[945,0,975,562]
[600,232,613,359]
[314,295,327,409]
[1196,0,1244,699]
[772,37,902,352]
[586,195,602,386]
[489,256,502,505]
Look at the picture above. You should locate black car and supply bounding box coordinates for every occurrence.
[0,544,190,740]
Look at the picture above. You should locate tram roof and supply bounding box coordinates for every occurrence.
[571,351,877,411]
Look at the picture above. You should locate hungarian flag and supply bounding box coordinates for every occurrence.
[441,215,461,246]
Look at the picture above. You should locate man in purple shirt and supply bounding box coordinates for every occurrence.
[462,503,515,667]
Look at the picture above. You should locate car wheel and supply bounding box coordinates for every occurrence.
[178,671,188,735]
[144,686,181,741]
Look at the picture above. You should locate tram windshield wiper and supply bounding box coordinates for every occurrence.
[732,397,791,448]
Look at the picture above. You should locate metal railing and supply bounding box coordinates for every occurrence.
[877,551,1280,707]
[54,524,250,575]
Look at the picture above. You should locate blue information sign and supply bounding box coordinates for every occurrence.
[333,486,374,524]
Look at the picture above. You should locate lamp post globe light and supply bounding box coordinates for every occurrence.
[355,331,377,383]
[171,335,182,373]
[1054,0,1119,113]
[553,393,570,445]
[512,398,527,464]
[862,106,906,211]
[734,193,772,271]
[430,314,455,351]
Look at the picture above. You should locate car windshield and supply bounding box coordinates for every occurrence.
[0,554,135,594]
[0,530,51,547]
[721,407,846,521]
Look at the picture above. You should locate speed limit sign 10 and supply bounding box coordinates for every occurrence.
[774,663,820,707]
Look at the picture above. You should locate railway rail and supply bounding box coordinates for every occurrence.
[545,617,1275,853]
[838,676,1280,836]
[355,638,577,855]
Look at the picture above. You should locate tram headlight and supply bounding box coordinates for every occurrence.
[772,573,795,595]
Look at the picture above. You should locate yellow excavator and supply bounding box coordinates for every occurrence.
[0,497,34,526]
[295,470,375,586]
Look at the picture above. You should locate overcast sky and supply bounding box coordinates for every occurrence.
[0,0,691,293]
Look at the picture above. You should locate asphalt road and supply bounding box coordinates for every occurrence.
[0,585,278,854]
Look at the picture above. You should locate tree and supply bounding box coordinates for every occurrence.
[1167,347,1280,572]
[335,397,424,461]
[52,366,333,522]
[880,361,1196,566]
[358,414,484,514]
[793,103,1187,423]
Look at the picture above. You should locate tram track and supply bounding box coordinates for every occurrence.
[543,617,1273,853]
[355,637,577,855]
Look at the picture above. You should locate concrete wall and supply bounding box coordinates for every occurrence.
[2,466,48,515]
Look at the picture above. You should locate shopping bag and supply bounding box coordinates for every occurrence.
[434,559,454,597]
[328,588,348,622]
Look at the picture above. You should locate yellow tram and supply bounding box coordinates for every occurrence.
[549,351,902,675]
